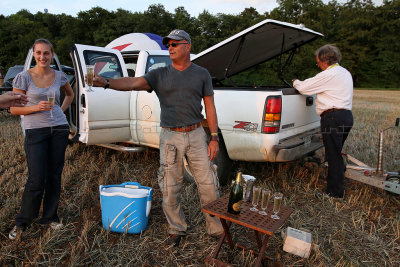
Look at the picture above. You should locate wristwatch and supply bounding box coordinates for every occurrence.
[104,79,110,89]
[210,135,219,142]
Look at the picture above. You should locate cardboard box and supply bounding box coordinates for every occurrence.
[282,227,312,258]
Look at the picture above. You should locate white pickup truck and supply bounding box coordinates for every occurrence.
[25,19,324,184]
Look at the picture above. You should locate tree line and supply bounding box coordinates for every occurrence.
[0,0,399,88]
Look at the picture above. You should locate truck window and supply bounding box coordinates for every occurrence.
[122,53,138,77]
[146,56,172,73]
[83,50,123,79]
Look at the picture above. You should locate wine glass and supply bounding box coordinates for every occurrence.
[250,186,261,212]
[271,192,283,220]
[86,65,95,92]
[259,189,271,216]
[47,90,55,118]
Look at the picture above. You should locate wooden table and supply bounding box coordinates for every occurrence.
[202,194,292,267]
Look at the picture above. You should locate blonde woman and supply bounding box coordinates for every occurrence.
[9,38,74,240]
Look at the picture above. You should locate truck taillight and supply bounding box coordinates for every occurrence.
[262,96,282,133]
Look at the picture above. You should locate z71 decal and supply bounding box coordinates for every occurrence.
[234,121,258,132]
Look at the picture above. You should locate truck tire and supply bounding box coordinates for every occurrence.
[183,134,232,185]
[212,135,233,186]
[185,128,233,186]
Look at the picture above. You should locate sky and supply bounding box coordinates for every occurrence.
[0,0,384,17]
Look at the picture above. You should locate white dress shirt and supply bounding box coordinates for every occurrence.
[293,64,353,115]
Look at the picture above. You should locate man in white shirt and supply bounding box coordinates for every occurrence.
[293,44,353,198]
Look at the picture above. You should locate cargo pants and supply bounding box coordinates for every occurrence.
[158,126,223,236]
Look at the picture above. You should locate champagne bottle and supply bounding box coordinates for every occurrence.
[227,171,243,214]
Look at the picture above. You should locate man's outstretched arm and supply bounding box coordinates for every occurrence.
[92,74,151,91]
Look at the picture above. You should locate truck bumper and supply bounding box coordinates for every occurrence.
[272,129,323,162]
[224,127,323,162]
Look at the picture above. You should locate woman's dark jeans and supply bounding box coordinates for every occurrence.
[15,124,69,227]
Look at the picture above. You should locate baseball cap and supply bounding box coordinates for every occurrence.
[162,29,191,45]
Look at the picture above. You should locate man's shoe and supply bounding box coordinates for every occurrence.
[9,225,23,240]
[167,234,182,247]
[326,192,343,199]
[40,221,64,230]
[49,222,64,230]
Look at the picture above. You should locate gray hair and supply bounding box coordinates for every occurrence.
[315,44,342,65]
[32,38,54,54]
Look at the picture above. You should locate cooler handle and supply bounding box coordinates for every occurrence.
[100,182,142,190]
[121,182,141,188]
[100,182,153,198]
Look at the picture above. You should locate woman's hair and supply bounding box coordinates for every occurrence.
[32,38,54,54]
[315,44,342,65]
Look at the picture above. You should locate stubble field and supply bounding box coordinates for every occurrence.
[0,90,399,266]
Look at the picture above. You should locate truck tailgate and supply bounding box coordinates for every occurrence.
[280,93,320,139]
[212,89,321,162]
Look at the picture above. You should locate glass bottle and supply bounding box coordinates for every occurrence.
[227,171,243,214]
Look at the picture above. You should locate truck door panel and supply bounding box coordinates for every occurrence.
[72,44,131,144]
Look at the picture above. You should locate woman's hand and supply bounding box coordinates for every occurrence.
[37,101,53,111]
[0,91,28,108]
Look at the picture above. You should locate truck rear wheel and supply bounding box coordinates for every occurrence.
[212,135,233,186]
[183,132,232,186]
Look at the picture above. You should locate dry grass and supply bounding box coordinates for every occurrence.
[0,90,399,266]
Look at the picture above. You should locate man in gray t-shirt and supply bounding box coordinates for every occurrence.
[144,63,214,128]
[92,29,223,246]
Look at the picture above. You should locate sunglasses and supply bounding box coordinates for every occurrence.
[165,42,189,48]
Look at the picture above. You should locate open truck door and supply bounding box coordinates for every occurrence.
[70,44,131,144]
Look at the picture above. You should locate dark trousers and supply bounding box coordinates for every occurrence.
[321,110,353,197]
[16,125,69,227]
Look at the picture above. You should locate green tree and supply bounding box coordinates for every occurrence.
[173,7,195,32]
[0,10,48,68]
[368,0,400,87]
[0,2,398,88]
[193,11,223,53]
[139,4,174,35]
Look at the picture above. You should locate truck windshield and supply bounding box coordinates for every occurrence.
[146,55,172,73]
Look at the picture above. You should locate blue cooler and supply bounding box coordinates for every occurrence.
[99,182,153,234]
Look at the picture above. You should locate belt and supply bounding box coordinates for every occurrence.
[321,108,345,117]
[163,122,201,132]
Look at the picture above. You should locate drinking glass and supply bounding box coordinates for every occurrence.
[259,189,271,215]
[86,65,95,92]
[250,186,261,212]
[271,192,283,220]
[47,90,55,118]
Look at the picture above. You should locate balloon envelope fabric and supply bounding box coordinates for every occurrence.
[106,33,167,51]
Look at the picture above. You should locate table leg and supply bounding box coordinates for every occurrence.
[255,234,271,267]
[220,219,234,249]
[210,219,232,259]
[254,230,262,249]
[205,219,233,266]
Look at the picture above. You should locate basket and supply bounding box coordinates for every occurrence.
[99,182,153,234]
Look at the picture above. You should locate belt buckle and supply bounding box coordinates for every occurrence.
[170,123,199,132]
[184,124,194,132]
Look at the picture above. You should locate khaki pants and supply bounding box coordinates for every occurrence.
[158,126,223,236]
